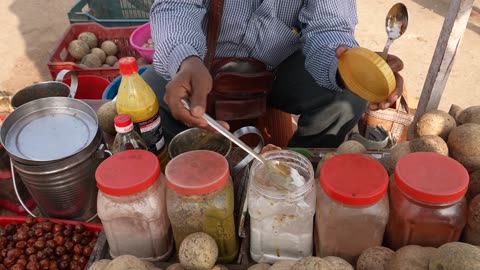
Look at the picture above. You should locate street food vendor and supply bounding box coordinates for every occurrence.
[141,0,404,148]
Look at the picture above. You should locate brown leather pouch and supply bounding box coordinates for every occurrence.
[208,57,275,121]
[204,1,274,121]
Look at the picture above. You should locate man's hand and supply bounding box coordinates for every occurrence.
[164,56,229,131]
[336,46,404,111]
[164,56,211,128]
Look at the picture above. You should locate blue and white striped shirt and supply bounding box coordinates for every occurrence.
[150,0,358,91]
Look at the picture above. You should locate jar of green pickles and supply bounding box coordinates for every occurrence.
[165,150,238,263]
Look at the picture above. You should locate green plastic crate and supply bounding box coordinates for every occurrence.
[68,0,153,27]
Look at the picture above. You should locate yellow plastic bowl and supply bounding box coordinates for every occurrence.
[338,47,396,103]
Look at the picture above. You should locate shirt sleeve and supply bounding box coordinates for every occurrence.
[150,0,207,80]
[298,0,359,91]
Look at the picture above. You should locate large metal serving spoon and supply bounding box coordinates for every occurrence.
[381,3,409,60]
[181,99,302,191]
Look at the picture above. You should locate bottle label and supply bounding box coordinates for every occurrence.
[133,112,165,155]
[115,124,134,133]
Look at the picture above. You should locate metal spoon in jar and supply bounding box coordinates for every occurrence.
[181,99,301,191]
[381,3,409,60]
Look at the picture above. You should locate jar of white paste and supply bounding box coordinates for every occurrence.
[248,150,316,264]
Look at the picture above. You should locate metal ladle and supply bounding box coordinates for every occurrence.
[181,99,300,191]
[381,3,409,60]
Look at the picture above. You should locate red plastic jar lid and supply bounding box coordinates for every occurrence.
[394,152,469,203]
[165,150,229,195]
[119,57,138,75]
[95,149,160,196]
[320,154,389,206]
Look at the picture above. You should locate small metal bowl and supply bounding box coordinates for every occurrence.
[168,128,232,159]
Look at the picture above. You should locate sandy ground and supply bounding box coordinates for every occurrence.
[0,0,479,112]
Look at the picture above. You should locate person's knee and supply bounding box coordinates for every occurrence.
[339,91,368,119]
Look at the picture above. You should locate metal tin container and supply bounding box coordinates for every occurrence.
[11,129,104,221]
[1,97,99,166]
[0,97,104,221]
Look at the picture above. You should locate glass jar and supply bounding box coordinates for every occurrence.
[96,149,172,261]
[165,150,238,263]
[385,152,469,250]
[315,154,389,265]
[248,150,316,264]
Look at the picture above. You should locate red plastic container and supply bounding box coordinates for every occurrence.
[63,75,111,99]
[0,216,102,232]
[48,22,140,82]
[130,22,154,63]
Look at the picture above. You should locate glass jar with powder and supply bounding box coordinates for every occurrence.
[315,154,389,265]
[96,150,172,261]
[165,150,238,264]
[248,150,316,264]
[385,152,468,250]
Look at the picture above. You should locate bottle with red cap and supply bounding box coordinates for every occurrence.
[315,154,389,265]
[116,57,169,168]
[111,114,147,154]
[385,152,469,250]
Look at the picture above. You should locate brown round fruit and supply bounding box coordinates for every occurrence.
[178,232,218,270]
[101,41,118,56]
[409,135,448,156]
[356,246,394,270]
[78,32,98,49]
[68,40,90,61]
[457,106,480,125]
[447,123,480,172]
[96,101,118,135]
[80,54,102,68]
[415,109,456,140]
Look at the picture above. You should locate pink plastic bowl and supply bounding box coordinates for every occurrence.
[130,22,154,63]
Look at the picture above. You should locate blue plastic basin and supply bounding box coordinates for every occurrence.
[102,65,149,100]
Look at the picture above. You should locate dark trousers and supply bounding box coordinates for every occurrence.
[141,51,367,148]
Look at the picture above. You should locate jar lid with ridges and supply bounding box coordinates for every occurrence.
[320,154,389,206]
[95,149,160,196]
[165,150,229,195]
[394,152,469,203]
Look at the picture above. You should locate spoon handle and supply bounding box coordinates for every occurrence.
[381,38,393,60]
[181,99,266,164]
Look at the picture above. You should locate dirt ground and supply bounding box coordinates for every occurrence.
[0,0,479,111]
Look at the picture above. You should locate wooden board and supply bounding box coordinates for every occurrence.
[85,230,251,269]
[415,0,475,122]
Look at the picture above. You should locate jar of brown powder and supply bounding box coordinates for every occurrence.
[315,154,389,265]
[385,152,469,250]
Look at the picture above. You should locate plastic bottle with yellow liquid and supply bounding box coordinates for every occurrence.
[116,57,169,170]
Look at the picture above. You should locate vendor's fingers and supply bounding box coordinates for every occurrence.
[190,75,212,118]
[387,73,404,104]
[215,120,230,131]
[336,46,350,58]
[202,120,230,134]
[173,106,208,128]
[368,103,380,111]
[386,54,404,73]
[367,73,404,111]
[163,76,187,106]
[164,81,207,128]
[376,73,404,110]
